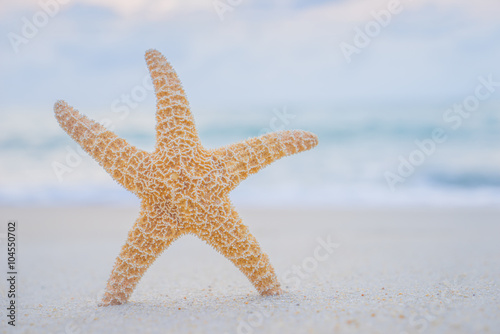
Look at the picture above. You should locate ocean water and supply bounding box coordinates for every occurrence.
[1,102,500,207]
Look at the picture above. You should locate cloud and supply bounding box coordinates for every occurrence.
[298,0,500,25]
[77,0,211,19]
[0,0,211,19]
[4,0,500,21]
[0,0,498,111]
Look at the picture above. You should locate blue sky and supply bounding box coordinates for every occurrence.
[1,0,499,115]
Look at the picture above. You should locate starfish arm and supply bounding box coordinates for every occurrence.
[54,100,148,194]
[99,211,182,306]
[195,203,281,296]
[214,130,318,188]
[145,49,200,150]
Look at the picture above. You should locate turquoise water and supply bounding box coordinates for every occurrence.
[1,102,500,207]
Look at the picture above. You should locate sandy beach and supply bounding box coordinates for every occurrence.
[1,206,499,333]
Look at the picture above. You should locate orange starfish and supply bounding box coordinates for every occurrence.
[54,49,318,306]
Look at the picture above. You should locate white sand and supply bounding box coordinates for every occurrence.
[1,207,499,333]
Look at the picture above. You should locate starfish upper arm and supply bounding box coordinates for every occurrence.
[214,130,318,188]
[145,49,200,150]
[54,100,148,194]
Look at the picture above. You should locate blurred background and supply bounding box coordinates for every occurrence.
[1,0,499,208]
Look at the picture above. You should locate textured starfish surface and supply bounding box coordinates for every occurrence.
[54,49,318,306]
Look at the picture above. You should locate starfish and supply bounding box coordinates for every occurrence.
[54,49,318,306]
